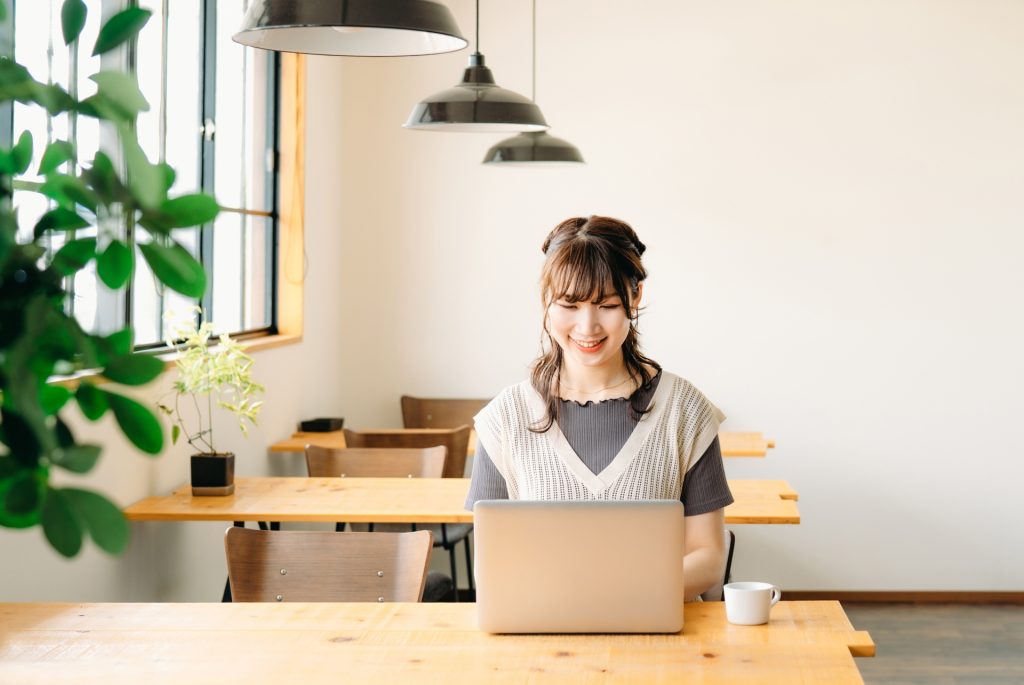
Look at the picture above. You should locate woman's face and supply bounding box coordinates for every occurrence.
[545,284,640,372]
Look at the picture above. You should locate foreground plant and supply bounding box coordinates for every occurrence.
[0,0,218,556]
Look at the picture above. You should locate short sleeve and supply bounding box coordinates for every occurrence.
[680,436,734,516]
[464,438,509,510]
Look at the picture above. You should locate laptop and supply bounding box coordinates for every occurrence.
[473,499,685,633]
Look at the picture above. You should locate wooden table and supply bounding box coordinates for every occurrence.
[0,601,872,684]
[271,430,776,458]
[124,477,800,525]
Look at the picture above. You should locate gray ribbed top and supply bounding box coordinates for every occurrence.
[466,372,734,515]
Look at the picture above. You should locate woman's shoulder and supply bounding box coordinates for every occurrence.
[656,370,716,404]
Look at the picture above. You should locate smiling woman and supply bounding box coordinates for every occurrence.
[466,215,736,601]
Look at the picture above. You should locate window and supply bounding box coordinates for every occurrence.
[6,0,279,348]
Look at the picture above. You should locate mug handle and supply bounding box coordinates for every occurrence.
[769,586,782,607]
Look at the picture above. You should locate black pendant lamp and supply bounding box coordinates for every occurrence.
[404,0,548,132]
[233,0,468,57]
[483,0,583,163]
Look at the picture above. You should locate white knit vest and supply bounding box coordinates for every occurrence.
[474,372,725,501]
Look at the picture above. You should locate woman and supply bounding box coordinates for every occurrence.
[466,215,733,601]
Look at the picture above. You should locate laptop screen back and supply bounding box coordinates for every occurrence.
[473,499,685,633]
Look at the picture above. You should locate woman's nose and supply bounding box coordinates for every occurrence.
[576,305,600,332]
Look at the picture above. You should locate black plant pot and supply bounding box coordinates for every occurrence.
[191,452,235,496]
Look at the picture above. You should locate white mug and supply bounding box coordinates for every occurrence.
[723,582,781,625]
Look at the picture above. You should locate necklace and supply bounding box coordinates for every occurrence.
[559,374,632,395]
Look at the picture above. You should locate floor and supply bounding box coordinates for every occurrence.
[843,603,1024,685]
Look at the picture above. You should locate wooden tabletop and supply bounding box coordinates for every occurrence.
[271,430,776,458]
[0,601,872,684]
[124,477,800,525]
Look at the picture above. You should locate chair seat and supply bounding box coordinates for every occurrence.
[350,522,473,547]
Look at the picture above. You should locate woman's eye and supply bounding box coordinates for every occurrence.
[599,303,621,310]
[558,303,578,310]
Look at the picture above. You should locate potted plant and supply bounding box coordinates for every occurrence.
[158,309,263,496]
[1,1,217,556]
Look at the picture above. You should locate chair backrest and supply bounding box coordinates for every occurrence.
[343,426,471,479]
[700,529,736,602]
[224,527,433,602]
[400,396,489,429]
[305,445,446,478]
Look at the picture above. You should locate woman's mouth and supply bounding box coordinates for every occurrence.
[571,337,606,353]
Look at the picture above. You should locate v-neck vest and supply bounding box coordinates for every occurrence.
[473,372,725,501]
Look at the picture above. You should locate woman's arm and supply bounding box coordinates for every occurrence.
[464,439,509,510]
[682,507,727,601]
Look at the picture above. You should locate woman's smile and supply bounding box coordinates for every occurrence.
[571,336,607,353]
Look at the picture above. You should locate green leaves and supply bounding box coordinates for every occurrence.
[123,132,163,209]
[39,174,98,212]
[41,487,81,557]
[103,353,164,386]
[38,140,75,175]
[4,471,44,516]
[0,130,33,174]
[52,444,101,473]
[51,237,97,276]
[139,241,206,298]
[97,240,132,288]
[160,194,220,228]
[105,391,163,455]
[90,71,149,119]
[76,382,108,421]
[103,329,134,357]
[40,486,130,558]
[0,465,47,529]
[34,207,89,238]
[11,130,33,174]
[39,385,73,415]
[64,488,129,554]
[61,0,88,46]
[93,7,151,56]
[1,0,221,561]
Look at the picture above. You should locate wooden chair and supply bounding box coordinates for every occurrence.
[341,426,473,596]
[224,527,433,602]
[305,445,447,533]
[305,446,447,479]
[343,426,471,479]
[400,396,490,431]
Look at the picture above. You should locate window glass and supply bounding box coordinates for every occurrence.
[7,0,278,349]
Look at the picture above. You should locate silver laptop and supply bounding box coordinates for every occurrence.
[473,499,685,633]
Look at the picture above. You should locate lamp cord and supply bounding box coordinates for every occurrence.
[475,0,480,52]
[531,0,536,101]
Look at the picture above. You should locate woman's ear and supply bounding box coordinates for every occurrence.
[632,282,644,316]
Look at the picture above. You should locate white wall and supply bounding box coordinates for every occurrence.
[330,0,1024,591]
[3,0,1021,599]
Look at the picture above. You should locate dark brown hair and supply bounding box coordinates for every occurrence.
[530,216,661,432]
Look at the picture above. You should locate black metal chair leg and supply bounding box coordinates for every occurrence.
[463,535,474,592]
[448,544,459,602]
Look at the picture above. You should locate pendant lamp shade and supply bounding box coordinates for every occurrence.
[483,131,584,164]
[481,0,582,164]
[404,53,548,132]
[232,0,468,57]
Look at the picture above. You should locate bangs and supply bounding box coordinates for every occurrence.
[543,240,627,304]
